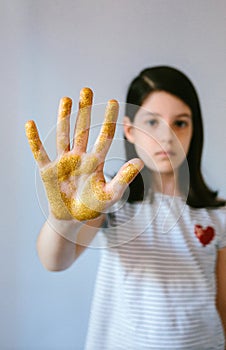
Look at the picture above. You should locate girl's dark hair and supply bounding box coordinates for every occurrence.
[124,66,225,208]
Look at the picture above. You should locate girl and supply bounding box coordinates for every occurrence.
[25,66,226,349]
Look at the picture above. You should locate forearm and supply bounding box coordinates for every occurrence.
[36,214,104,271]
[221,315,226,350]
[37,217,82,271]
[218,306,226,348]
[216,247,226,348]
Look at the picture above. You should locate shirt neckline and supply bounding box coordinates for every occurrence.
[149,190,187,203]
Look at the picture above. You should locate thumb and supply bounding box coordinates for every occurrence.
[107,159,144,201]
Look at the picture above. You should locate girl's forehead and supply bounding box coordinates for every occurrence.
[141,91,191,115]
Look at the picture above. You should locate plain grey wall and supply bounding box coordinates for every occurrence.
[1,0,226,349]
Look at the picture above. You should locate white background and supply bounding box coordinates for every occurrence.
[1,0,226,349]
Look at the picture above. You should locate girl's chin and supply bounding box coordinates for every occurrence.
[146,164,177,175]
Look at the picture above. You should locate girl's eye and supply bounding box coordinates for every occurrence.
[147,119,158,126]
[175,120,188,128]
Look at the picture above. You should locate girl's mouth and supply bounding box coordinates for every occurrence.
[155,151,176,157]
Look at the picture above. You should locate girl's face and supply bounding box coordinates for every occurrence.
[123,91,193,175]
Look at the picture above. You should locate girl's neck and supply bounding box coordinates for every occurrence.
[151,171,181,197]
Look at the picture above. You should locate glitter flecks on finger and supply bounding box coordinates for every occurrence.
[118,163,141,185]
[95,100,118,153]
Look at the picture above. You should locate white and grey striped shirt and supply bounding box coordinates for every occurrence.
[85,193,226,350]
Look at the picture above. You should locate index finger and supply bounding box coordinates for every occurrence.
[92,99,119,163]
[25,120,50,168]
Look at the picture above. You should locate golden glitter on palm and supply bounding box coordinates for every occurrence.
[25,88,143,221]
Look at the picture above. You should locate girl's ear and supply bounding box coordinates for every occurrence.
[123,116,135,143]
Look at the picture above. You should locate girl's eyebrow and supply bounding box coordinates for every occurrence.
[140,111,192,118]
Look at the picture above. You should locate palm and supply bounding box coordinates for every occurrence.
[25,88,143,221]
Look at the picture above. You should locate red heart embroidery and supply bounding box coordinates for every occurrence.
[194,225,215,246]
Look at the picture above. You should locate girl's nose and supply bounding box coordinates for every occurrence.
[158,123,174,144]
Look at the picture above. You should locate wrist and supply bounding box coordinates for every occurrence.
[47,212,86,244]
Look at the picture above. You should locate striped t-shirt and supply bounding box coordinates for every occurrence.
[84,192,226,350]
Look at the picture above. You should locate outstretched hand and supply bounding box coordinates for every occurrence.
[25,88,143,221]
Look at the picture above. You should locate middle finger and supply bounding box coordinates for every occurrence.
[72,87,93,153]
